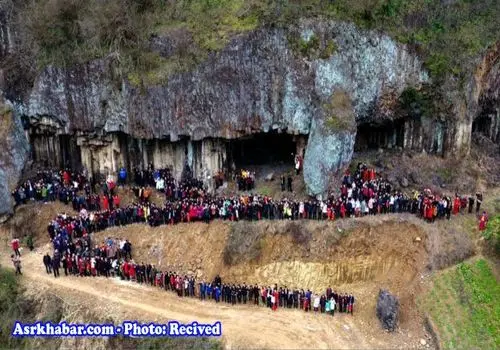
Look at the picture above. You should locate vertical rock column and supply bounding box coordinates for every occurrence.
[0,99,30,220]
[303,90,356,197]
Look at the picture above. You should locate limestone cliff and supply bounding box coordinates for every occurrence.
[0,13,497,217]
[0,97,30,221]
[470,42,500,147]
[19,21,427,190]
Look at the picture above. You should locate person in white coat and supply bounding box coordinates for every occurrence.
[313,294,321,313]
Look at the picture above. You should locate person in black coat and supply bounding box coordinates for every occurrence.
[52,254,60,278]
[43,253,52,274]
[213,274,222,287]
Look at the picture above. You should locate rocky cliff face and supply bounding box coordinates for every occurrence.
[0,97,30,221]
[1,16,494,217]
[24,21,428,139]
[20,21,427,191]
[470,42,500,147]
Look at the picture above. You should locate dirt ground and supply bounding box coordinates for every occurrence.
[1,180,497,349]
[3,246,433,350]
[0,210,441,349]
[352,142,500,196]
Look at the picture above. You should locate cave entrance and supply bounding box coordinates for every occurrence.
[227,132,297,168]
[59,135,82,170]
[355,119,405,151]
[472,115,492,135]
[472,114,499,143]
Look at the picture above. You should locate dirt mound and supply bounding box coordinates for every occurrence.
[0,202,76,248]
[5,199,483,349]
[1,203,461,349]
[94,217,427,289]
[90,215,433,338]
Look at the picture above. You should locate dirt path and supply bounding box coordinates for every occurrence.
[2,248,422,349]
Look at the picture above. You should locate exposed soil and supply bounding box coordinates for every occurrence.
[0,209,443,349]
[2,243,432,350]
[352,141,500,195]
[1,184,497,349]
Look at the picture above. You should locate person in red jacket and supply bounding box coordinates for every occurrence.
[85,259,91,276]
[170,274,176,291]
[66,254,73,276]
[272,290,279,311]
[63,170,71,185]
[11,238,21,256]
[129,263,136,281]
[102,195,109,211]
[124,261,131,280]
[303,296,310,312]
[340,202,346,219]
[478,211,488,231]
[453,196,461,215]
[425,199,433,222]
[78,257,85,276]
[113,195,120,209]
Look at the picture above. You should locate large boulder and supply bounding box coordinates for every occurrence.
[376,289,399,332]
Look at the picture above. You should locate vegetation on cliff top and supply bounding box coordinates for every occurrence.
[4,0,500,85]
[323,90,357,132]
[0,268,37,348]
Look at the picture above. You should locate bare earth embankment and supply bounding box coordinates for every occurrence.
[1,187,498,349]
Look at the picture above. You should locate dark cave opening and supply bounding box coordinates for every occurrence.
[59,135,81,170]
[354,119,405,151]
[472,115,492,136]
[31,134,82,169]
[227,132,297,167]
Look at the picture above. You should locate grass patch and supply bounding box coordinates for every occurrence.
[320,39,337,59]
[109,335,221,350]
[256,184,273,197]
[436,167,454,183]
[419,259,500,349]
[0,268,36,348]
[288,32,337,60]
[322,90,356,132]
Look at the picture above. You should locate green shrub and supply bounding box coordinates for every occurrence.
[322,91,356,132]
[12,0,500,84]
[320,39,337,59]
[481,214,500,256]
[0,268,34,348]
[398,85,449,120]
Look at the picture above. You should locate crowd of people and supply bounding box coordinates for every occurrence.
[9,163,488,317]
[235,169,256,191]
[41,233,355,316]
[11,164,487,244]
[11,169,88,207]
